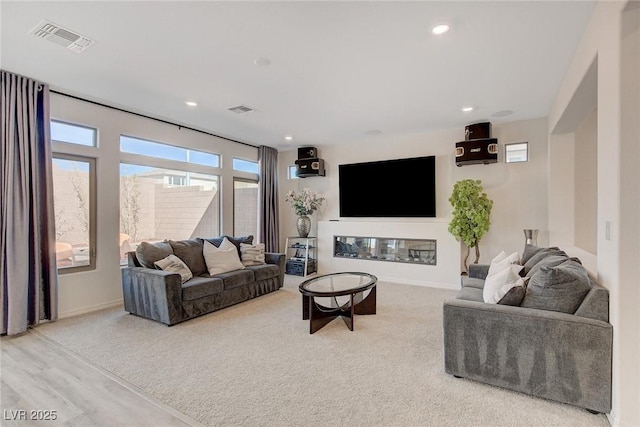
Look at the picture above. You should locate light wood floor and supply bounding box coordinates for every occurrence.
[0,330,203,427]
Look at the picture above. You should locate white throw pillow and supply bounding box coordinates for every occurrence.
[240,243,266,266]
[154,254,193,283]
[487,251,520,277]
[483,263,523,303]
[203,239,245,276]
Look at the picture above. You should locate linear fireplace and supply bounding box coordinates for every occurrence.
[334,235,436,265]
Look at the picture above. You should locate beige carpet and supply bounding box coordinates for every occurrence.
[35,277,610,427]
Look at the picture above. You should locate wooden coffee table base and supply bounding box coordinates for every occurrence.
[302,286,376,334]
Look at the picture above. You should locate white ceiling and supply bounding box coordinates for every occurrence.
[1,1,596,150]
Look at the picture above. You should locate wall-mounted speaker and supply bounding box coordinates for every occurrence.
[295,158,325,177]
[465,122,492,140]
[297,146,318,160]
[455,139,498,166]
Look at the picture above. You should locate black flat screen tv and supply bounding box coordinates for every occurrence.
[339,155,436,217]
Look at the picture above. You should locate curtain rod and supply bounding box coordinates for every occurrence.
[50,90,259,149]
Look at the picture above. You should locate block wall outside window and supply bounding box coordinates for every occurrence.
[233,178,258,238]
[119,163,220,264]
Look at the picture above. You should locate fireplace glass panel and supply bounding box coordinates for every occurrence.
[333,236,436,265]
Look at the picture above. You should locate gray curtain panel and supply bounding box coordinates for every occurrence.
[258,145,279,253]
[1,70,58,335]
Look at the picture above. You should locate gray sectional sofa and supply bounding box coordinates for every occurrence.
[443,245,613,414]
[121,236,285,326]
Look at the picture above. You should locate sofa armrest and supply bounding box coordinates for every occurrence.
[468,263,490,280]
[443,298,612,413]
[121,267,183,325]
[265,252,286,286]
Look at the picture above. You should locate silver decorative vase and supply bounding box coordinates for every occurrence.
[297,215,311,238]
[524,229,538,246]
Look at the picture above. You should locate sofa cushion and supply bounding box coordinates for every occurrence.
[216,269,255,290]
[521,244,546,265]
[487,251,519,276]
[455,286,483,302]
[182,276,224,301]
[483,263,523,303]
[493,277,529,306]
[169,239,207,276]
[240,243,266,266]
[154,254,193,283]
[522,247,567,275]
[246,264,280,281]
[526,254,580,278]
[135,241,173,269]
[225,235,254,257]
[203,240,245,276]
[461,277,485,290]
[497,284,527,306]
[520,259,591,314]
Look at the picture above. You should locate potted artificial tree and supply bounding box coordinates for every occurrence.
[448,179,493,273]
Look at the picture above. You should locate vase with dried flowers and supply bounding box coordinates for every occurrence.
[285,188,325,237]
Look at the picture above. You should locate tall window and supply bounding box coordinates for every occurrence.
[233,178,258,238]
[51,120,97,273]
[52,155,96,272]
[119,135,221,264]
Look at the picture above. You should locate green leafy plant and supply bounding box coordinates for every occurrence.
[448,179,493,271]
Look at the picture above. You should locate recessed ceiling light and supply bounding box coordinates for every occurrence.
[254,57,271,67]
[432,24,450,35]
[461,106,474,112]
[185,101,198,107]
[284,135,293,141]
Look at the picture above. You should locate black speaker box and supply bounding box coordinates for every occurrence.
[295,158,325,177]
[455,138,498,166]
[465,122,492,140]
[297,146,318,160]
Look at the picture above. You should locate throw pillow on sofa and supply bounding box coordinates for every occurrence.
[483,262,523,303]
[494,277,529,306]
[487,251,520,276]
[240,243,266,266]
[154,254,193,283]
[201,235,253,258]
[522,247,567,275]
[520,259,591,314]
[135,241,173,269]
[169,239,207,276]
[203,238,245,275]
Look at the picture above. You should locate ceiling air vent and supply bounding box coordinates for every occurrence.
[227,105,255,114]
[29,20,95,53]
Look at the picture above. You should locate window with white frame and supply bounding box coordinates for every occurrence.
[52,154,96,272]
[233,158,259,174]
[288,165,299,179]
[505,142,528,163]
[120,135,220,167]
[51,120,98,273]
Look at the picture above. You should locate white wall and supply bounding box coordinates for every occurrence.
[574,108,598,254]
[547,1,640,425]
[280,117,549,284]
[51,93,258,318]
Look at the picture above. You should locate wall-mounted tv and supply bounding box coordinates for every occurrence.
[339,155,436,217]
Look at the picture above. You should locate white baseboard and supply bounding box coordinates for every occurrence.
[59,299,123,319]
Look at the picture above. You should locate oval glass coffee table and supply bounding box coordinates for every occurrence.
[299,272,378,334]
